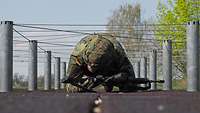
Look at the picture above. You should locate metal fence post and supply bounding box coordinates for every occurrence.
[135,61,140,78]
[140,57,147,79]
[53,64,56,89]
[187,21,199,92]
[150,50,157,90]
[54,57,61,90]
[163,40,172,90]
[44,51,51,90]
[28,40,38,91]
[61,62,66,89]
[140,57,147,87]
[0,21,13,92]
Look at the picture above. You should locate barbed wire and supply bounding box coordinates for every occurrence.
[38,34,83,41]
[14,24,92,35]
[13,28,31,41]
[37,41,75,47]
[13,34,82,38]
[14,29,186,32]
[14,24,187,39]
[12,22,198,79]
[13,60,57,63]
[13,28,71,59]
[15,23,187,26]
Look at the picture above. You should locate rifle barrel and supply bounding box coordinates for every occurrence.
[150,80,165,83]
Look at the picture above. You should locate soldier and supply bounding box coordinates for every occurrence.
[62,34,135,92]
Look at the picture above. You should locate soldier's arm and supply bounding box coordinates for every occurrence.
[117,40,135,74]
[63,36,91,83]
[111,41,135,82]
[118,56,135,77]
[111,56,135,82]
[62,55,84,83]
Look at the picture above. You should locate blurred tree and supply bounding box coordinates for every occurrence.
[156,0,200,89]
[13,73,27,89]
[106,3,160,63]
[38,75,44,89]
[107,3,141,35]
[106,3,143,61]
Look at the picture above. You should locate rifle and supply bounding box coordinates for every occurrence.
[124,78,164,90]
[62,75,164,92]
[61,75,99,92]
[89,76,164,91]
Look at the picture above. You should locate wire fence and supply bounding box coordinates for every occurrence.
[7,22,196,91]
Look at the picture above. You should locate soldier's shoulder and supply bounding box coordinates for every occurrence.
[71,35,98,56]
[104,36,126,54]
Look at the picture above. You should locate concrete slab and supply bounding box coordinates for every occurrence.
[0,90,200,113]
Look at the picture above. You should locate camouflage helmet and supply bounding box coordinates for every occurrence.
[83,35,116,71]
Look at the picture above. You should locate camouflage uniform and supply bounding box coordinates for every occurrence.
[65,34,135,91]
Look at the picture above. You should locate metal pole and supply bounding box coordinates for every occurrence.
[0,21,13,92]
[61,62,66,89]
[140,57,147,87]
[162,40,172,90]
[187,21,199,92]
[54,57,60,90]
[135,61,140,78]
[53,64,55,89]
[28,40,38,91]
[150,50,157,90]
[140,57,147,78]
[44,51,51,90]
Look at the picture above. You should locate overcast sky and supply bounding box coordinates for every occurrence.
[0,0,159,23]
[0,0,161,76]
